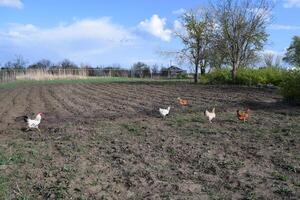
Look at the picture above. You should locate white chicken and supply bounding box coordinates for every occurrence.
[159,106,171,118]
[204,108,216,123]
[23,113,44,132]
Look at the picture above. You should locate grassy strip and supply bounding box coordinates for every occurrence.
[0,77,192,88]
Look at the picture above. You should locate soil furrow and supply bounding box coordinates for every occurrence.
[0,87,31,130]
[54,84,93,115]
[46,86,79,115]
[76,84,143,113]
[82,84,153,115]
[92,84,155,111]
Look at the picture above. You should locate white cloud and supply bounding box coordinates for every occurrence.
[0,18,138,64]
[139,14,172,42]
[264,49,285,56]
[172,8,186,15]
[283,0,300,8]
[269,24,300,30]
[173,20,183,32]
[0,0,23,9]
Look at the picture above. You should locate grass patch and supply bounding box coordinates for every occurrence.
[274,186,294,197]
[0,77,191,89]
[0,151,26,165]
[166,146,177,156]
[0,174,8,199]
[167,116,191,127]
[9,153,26,164]
[0,151,9,165]
[121,123,143,135]
[271,171,288,181]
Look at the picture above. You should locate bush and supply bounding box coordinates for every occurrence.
[204,67,287,86]
[280,70,300,104]
[176,73,189,79]
[203,68,231,84]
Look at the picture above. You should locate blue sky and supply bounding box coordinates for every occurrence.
[0,0,300,69]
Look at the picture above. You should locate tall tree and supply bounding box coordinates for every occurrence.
[151,64,160,75]
[28,59,52,69]
[59,59,78,69]
[283,36,300,68]
[131,62,150,78]
[263,52,281,68]
[4,55,27,69]
[212,0,272,81]
[263,53,275,67]
[175,8,214,83]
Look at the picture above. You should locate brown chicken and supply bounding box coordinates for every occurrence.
[177,97,188,106]
[237,108,250,122]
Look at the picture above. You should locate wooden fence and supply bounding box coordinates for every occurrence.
[15,68,89,81]
[0,70,17,83]
[0,68,188,83]
[0,68,149,83]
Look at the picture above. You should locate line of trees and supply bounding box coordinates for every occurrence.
[0,57,184,78]
[175,0,274,83]
[1,56,80,70]
[1,58,166,73]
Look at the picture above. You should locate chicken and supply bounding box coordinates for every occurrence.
[22,113,44,132]
[159,106,171,118]
[177,97,188,106]
[237,109,250,122]
[204,108,216,123]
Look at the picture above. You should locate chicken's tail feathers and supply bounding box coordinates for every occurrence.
[23,116,29,122]
[15,115,28,122]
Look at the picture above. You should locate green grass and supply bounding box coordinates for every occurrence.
[121,123,145,135]
[0,174,8,199]
[271,171,288,181]
[0,77,192,89]
[274,186,294,196]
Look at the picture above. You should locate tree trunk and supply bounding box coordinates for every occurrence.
[200,66,205,75]
[232,62,238,83]
[194,63,199,83]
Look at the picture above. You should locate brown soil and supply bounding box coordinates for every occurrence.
[0,82,299,199]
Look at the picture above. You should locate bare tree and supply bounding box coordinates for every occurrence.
[131,62,150,78]
[175,8,215,83]
[5,55,27,69]
[274,55,282,68]
[151,64,160,75]
[212,0,273,81]
[28,59,53,69]
[59,59,78,69]
[262,52,282,68]
[263,53,274,67]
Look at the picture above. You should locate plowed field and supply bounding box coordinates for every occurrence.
[0,82,299,199]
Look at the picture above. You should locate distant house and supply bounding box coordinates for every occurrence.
[161,66,186,78]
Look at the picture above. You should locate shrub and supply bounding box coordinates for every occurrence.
[280,70,300,104]
[203,68,231,84]
[176,73,188,79]
[204,67,287,86]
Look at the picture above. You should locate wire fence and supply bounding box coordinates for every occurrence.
[0,68,188,83]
